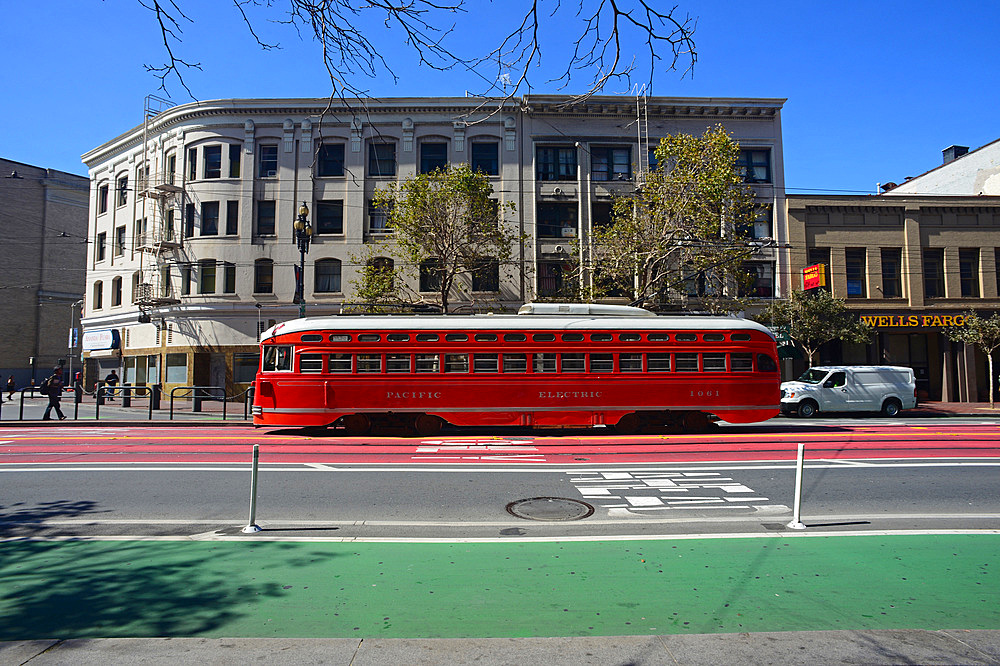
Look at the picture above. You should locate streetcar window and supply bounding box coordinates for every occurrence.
[647,353,671,372]
[561,353,585,372]
[358,334,380,342]
[386,354,411,373]
[703,353,726,372]
[533,333,556,342]
[731,333,751,341]
[675,333,697,342]
[503,353,527,373]
[357,354,382,373]
[534,353,557,373]
[416,333,439,342]
[648,333,670,342]
[562,333,584,342]
[329,334,352,342]
[415,354,440,372]
[590,353,614,372]
[473,354,499,373]
[444,354,469,372]
[301,334,323,343]
[328,354,352,373]
[704,333,725,342]
[446,333,469,342]
[504,333,526,342]
[262,345,293,371]
[619,333,641,342]
[300,353,323,373]
[757,354,779,372]
[475,333,498,342]
[731,353,753,372]
[591,333,613,342]
[676,353,699,372]
[619,353,643,372]
[387,333,410,342]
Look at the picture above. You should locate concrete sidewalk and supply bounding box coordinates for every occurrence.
[4,630,1000,665]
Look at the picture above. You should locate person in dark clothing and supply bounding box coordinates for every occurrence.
[42,369,66,421]
[6,375,14,401]
[104,370,119,401]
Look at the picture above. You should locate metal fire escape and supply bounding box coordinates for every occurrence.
[135,94,182,308]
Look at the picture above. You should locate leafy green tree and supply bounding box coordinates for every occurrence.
[945,311,1000,408]
[371,164,522,313]
[588,125,759,312]
[345,250,401,313]
[754,289,874,366]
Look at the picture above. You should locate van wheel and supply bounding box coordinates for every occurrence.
[881,399,902,417]
[797,401,818,418]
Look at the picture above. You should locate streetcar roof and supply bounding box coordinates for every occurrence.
[261,312,776,341]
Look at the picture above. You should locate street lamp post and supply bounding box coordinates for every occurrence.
[293,202,312,319]
[68,299,84,387]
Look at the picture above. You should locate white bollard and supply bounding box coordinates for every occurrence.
[786,442,807,530]
[241,443,262,533]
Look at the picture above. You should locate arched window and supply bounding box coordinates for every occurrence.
[92,281,103,309]
[419,258,442,292]
[314,258,342,293]
[368,257,394,290]
[254,259,273,294]
[111,276,123,307]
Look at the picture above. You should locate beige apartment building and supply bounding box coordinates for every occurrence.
[80,95,787,394]
[786,193,1000,401]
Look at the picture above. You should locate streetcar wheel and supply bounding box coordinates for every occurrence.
[615,413,642,435]
[413,414,444,436]
[796,401,818,418]
[881,399,902,417]
[682,411,710,432]
[341,414,371,435]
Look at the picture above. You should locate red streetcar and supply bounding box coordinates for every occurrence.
[252,303,781,434]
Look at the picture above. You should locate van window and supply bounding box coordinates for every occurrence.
[853,372,880,384]
[826,372,846,388]
[797,368,828,383]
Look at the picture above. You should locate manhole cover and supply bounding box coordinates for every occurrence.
[506,497,594,521]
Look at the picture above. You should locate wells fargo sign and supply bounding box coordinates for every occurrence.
[859,314,967,328]
[803,263,826,290]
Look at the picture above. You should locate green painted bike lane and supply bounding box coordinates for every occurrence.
[1,534,996,640]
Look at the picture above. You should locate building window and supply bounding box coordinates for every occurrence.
[537,146,577,181]
[996,249,1000,297]
[923,249,945,298]
[317,143,345,177]
[234,353,260,383]
[228,144,241,178]
[471,142,499,176]
[591,147,631,181]
[116,175,128,207]
[315,200,344,235]
[368,257,394,290]
[537,262,564,297]
[131,271,141,303]
[881,248,902,298]
[736,149,771,183]
[160,265,172,298]
[98,183,109,214]
[807,247,831,290]
[592,202,613,230]
[92,281,103,309]
[738,206,773,240]
[420,142,448,174]
[959,248,980,297]
[111,276,122,307]
[369,143,396,177]
[845,248,866,298]
[368,200,392,234]
[114,226,126,256]
[203,145,222,179]
[165,208,176,241]
[739,262,775,298]
[419,258,442,292]
[96,232,106,261]
[166,353,187,383]
[256,200,276,236]
[254,259,273,293]
[537,202,578,238]
[188,147,197,180]
[199,259,216,294]
[223,262,236,294]
[184,203,196,238]
[201,202,219,236]
[314,258,342,293]
[180,264,191,296]
[226,201,239,235]
[471,259,500,292]
[258,144,278,177]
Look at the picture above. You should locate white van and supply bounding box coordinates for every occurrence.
[780,366,917,418]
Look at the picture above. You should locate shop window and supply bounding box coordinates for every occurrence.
[234,353,260,382]
[166,353,188,383]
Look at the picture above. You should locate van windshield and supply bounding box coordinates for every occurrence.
[796,369,829,384]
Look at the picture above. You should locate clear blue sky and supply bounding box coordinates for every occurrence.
[2,1,997,194]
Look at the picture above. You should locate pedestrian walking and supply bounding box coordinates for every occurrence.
[42,369,66,421]
[6,375,14,401]
[104,370,119,401]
